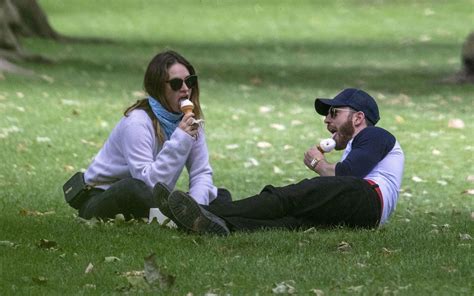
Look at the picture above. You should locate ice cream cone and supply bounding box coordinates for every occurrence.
[180,99,194,115]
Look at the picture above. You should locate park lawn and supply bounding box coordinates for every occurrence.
[1,0,473,294]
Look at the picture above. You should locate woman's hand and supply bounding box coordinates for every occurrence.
[179,112,199,137]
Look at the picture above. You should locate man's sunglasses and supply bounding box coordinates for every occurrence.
[166,75,198,91]
[328,107,356,118]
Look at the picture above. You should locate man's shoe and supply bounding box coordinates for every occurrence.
[168,191,230,236]
[152,182,173,219]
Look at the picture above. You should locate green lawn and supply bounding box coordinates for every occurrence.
[1,0,473,294]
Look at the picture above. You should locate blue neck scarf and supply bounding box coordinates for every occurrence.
[148,96,183,140]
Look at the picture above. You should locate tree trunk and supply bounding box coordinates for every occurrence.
[0,0,61,75]
[443,32,474,84]
[12,0,61,39]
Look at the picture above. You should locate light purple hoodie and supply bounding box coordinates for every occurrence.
[84,109,217,205]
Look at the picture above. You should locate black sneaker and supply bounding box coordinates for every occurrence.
[152,182,173,219]
[168,191,230,236]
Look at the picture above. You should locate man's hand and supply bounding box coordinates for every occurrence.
[304,145,324,171]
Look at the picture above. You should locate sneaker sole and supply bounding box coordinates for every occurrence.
[169,191,229,236]
[153,182,173,218]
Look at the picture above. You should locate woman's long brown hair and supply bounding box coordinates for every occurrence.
[124,50,203,143]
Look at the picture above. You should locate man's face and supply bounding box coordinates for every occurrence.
[324,107,356,150]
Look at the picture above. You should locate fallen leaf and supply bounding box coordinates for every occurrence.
[467,175,474,182]
[270,123,286,131]
[459,233,472,240]
[272,281,297,294]
[36,136,51,143]
[432,149,441,155]
[85,262,94,274]
[225,144,239,150]
[310,288,325,295]
[291,120,303,126]
[105,256,121,263]
[273,166,283,174]
[337,241,352,253]
[41,75,54,83]
[114,214,126,225]
[448,118,465,129]
[144,253,175,289]
[257,141,272,149]
[395,115,405,123]
[462,189,474,195]
[19,209,55,216]
[259,106,273,113]
[250,76,262,86]
[84,284,96,289]
[412,176,424,183]
[32,276,48,285]
[419,35,431,42]
[424,8,435,16]
[38,239,57,249]
[0,240,18,248]
[132,90,146,97]
[347,285,364,293]
[436,180,447,186]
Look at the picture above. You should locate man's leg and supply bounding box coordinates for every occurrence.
[208,176,381,229]
[79,178,153,220]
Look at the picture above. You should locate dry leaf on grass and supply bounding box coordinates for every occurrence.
[272,280,297,294]
[0,240,18,248]
[337,241,352,252]
[104,256,121,263]
[461,189,474,195]
[32,276,48,285]
[459,233,472,240]
[310,288,325,295]
[448,118,465,129]
[257,141,272,149]
[19,209,55,216]
[37,239,57,249]
[85,262,94,274]
[144,253,175,289]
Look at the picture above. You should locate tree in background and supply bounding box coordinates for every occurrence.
[0,0,63,75]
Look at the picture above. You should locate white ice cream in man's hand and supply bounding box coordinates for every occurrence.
[318,138,336,153]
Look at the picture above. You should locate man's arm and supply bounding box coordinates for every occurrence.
[303,145,336,176]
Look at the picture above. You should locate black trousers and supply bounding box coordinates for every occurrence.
[79,178,232,220]
[205,176,382,231]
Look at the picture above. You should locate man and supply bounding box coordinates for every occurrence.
[154,88,405,235]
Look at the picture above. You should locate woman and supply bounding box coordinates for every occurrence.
[76,50,230,220]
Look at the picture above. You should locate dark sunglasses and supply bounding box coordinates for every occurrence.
[166,75,198,91]
[328,107,356,118]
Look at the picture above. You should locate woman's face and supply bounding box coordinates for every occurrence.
[165,63,191,113]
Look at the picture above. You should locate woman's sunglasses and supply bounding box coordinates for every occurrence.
[328,107,356,118]
[166,75,198,91]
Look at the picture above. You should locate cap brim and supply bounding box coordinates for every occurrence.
[314,98,334,116]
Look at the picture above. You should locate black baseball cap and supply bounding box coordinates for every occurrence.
[314,88,380,125]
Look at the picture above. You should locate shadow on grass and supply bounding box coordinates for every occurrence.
[21,37,473,97]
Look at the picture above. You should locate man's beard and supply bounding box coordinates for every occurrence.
[335,118,355,150]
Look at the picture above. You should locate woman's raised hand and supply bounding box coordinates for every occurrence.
[179,112,199,137]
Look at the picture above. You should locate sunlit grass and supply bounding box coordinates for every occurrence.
[0,0,473,294]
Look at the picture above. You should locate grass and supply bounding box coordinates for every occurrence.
[1,0,473,294]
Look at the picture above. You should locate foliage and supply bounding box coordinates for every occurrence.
[0,0,473,294]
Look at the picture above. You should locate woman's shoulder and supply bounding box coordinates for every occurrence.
[123,108,153,125]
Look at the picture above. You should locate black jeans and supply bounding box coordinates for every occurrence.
[205,176,382,231]
[79,178,232,220]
